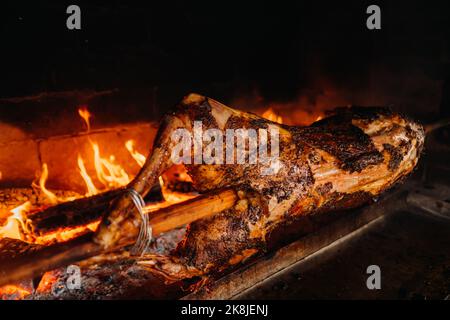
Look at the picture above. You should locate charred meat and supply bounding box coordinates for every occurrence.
[94,94,425,281]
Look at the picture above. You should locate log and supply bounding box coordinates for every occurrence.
[28,183,163,236]
[0,188,237,287]
[29,189,125,236]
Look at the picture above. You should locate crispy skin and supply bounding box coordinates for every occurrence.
[138,94,425,280]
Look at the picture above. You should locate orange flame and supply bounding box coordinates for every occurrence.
[125,140,146,167]
[77,155,100,196]
[0,201,31,241]
[92,143,130,189]
[33,163,58,205]
[33,164,78,204]
[76,106,132,194]
[262,107,283,124]
[0,105,206,298]
[78,106,92,132]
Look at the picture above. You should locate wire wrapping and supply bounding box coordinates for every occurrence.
[128,188,152,256]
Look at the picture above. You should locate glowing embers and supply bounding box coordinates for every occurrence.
[0,284,32,300]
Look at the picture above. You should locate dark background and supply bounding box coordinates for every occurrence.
[1,0,450,119]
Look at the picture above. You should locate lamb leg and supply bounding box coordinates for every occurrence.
[93,114,181,250]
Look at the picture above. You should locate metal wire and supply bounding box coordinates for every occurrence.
[128,188,152,256]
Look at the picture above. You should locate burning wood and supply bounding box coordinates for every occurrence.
[28,189,124,237]
[0,188,238,287]
[0,106,159,244]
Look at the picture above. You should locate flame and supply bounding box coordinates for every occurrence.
[125,140,146,167]
[92,143,130,188]
[0,105,200,298]
[32,163,78,204]
[37,163,58,204]
[76,106,132,194]
[262,107,283,124]
[78,106,92,132]
[77,155,100,196]
[261,106,324,126]
[0,201,31,241]
[32,163,60,205]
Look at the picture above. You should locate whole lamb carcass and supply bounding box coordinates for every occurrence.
[93,93,425,281]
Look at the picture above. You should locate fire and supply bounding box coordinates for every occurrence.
[262,107,283,124]
[92,143,130,188]
[77,156,100,196]
[78,106,92,131]
[261,106,325,126]
[36,163,58,204]
[32,163,79,205]
[0,105,198,298]
[0,105,137,246]
[77,106,131,194]
[33,163,78,205]
[125,140,146,167]
[0,201,31,241]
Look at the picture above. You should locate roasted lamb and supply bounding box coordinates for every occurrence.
[94,93,425,282]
